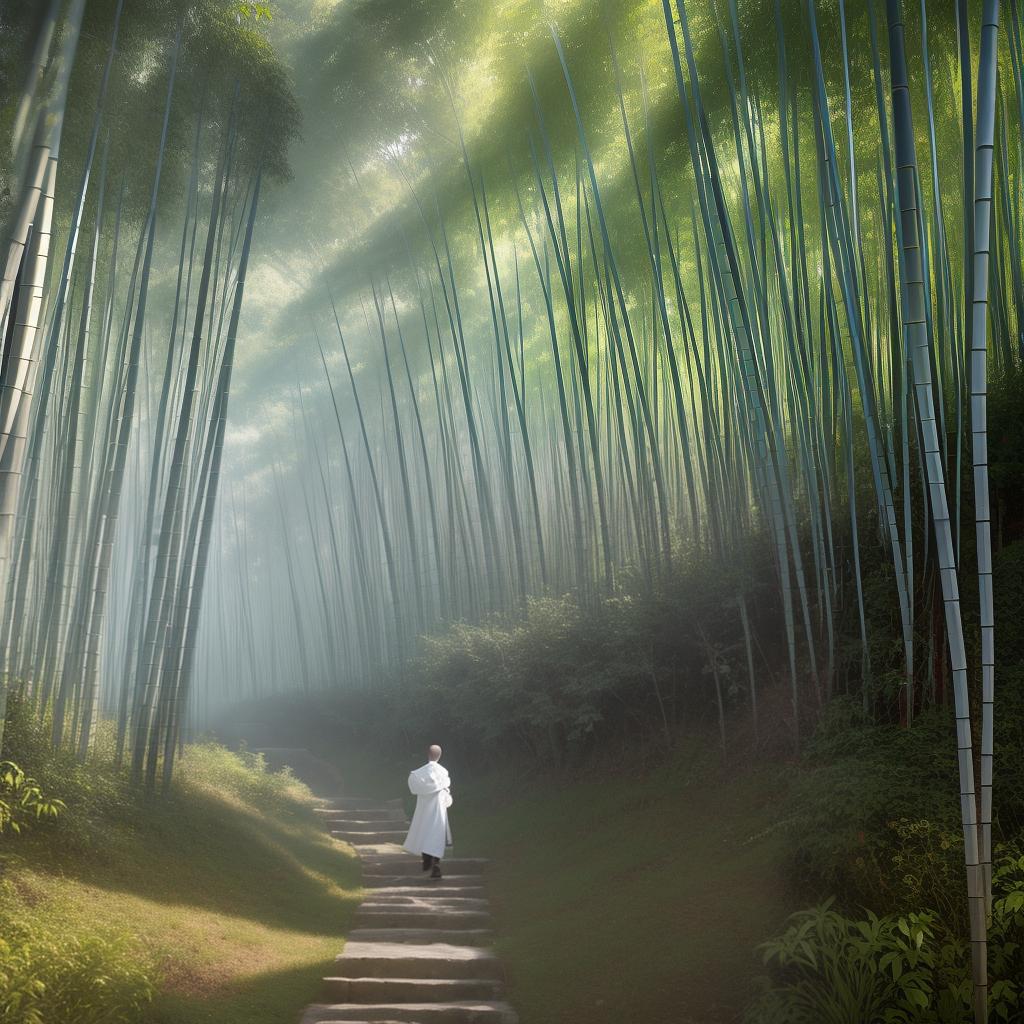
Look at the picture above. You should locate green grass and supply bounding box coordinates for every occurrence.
[0,742,362,1024]
[454,744,794,1024]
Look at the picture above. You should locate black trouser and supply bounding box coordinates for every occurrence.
[422,853,441,869]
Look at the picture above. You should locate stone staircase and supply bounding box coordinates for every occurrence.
[301,797,517,1024]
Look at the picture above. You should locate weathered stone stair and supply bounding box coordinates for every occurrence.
[301,797,517,1024]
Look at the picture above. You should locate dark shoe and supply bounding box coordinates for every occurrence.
[430,865,443,879]
[421,854,432,872]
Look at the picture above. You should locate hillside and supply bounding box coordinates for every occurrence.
[0,725,361,1024]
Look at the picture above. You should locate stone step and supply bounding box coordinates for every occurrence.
[362,859,487,877]
[364,875,483,889]
[348,928,493,945]
[354,844,408,858]
[334,830,410,844]
[316,809,407,822]
[320,798,405,811]
[322,977,502,1004]
[304,1000,517,1023]
[361,886,487,900]
[355,910,492,930]
[321,821,409,833]
[361,897,490,911]
[361,901,489,916]
[326,819,409,831]
[334,942,503,981]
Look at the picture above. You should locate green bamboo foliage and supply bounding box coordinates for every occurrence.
[188,6,1020,1004]
[2,13,1021,1000]
[0,3,295,781]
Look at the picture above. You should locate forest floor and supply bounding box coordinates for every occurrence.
[0,744,362,1024]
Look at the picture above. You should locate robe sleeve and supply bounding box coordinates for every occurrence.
[408,766,448,796]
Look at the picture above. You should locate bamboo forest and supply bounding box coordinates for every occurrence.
[1,0,1023,1021]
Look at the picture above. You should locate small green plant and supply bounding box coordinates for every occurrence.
[0,934,46,1021]
[885,818,967,930]
[234,1,272,21]
[988,844,1024,1018]
[746,900,942,1024]
[0,903,155,1024]
[746,845,1024,1023]
[0,695,137,850]
[0,760,65,835]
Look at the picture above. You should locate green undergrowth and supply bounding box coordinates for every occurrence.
[0,706,361,1024]
[453,741,794,1024]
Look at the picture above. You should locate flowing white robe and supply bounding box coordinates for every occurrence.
[403,761,453,859]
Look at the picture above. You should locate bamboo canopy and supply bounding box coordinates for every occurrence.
[1,1,1022,1019]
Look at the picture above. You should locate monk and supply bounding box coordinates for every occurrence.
[403,744,452,879]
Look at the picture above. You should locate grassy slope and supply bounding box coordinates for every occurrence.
[454,745,793,1024]
[0,746,361,1024]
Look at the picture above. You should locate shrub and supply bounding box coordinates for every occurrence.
[415,595,656,768]
[0,694,136,851]
[745,901,950,1024]
[0,761,65,835]
[223,534,792,781]
[785,700,963,909]
[0,736,309,1024]
[989,842,1024,1015]
[746,844,1024,1023]
[786,671,1024,920]
[883,819,966,930]
[0,934,44,1021]
[0,898,155,1024]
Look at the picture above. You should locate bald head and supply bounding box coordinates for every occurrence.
[428,745,442,762]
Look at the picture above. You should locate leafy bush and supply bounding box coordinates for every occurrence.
[415,595,658,767]
[0,933,44,1020]
[786,672,1024,917]
[0,761,65,834]
[0,694,136,850]
[785,700,962,908]
[0,739,308,1024]
[0,898,155,1024]
[274,561,789,781]
[747,843,1024,1023]
[2,697,315,850]
[989,843,1024,1015]
[883,819,967,930]
[746,901,953,1023]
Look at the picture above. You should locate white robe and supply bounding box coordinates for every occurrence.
[403,761,453,859]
